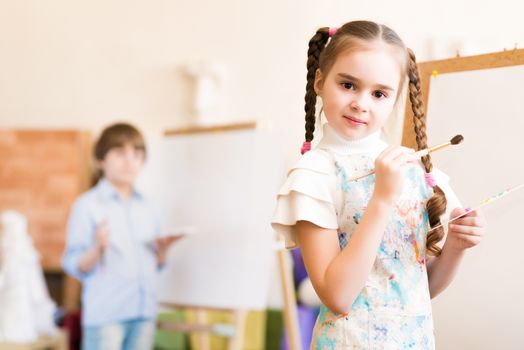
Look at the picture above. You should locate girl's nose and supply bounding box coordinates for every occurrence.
[349,100,361,112]
[350,93,369,113]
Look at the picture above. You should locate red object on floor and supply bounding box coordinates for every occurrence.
[62,311,82,350]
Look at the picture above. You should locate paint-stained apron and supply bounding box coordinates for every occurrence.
[310,151,436,350]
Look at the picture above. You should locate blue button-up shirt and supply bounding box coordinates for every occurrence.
[62,179,162,326]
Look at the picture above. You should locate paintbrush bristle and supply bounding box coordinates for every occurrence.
[450,134,464,145]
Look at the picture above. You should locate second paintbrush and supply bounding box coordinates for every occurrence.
[349,134,464,182]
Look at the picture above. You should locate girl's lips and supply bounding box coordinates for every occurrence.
[344,115,367,125]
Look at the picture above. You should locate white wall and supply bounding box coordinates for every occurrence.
[1,0,523,139]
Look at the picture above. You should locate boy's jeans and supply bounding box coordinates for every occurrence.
[82,318,155,350]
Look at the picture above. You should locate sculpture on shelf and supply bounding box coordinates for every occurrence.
[0,210,57,343]
[183,61,228,126]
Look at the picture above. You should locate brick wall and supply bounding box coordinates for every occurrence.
[0,130,91,269]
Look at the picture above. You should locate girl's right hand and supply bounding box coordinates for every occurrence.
[95,222,110,254]
[373,146,417,205]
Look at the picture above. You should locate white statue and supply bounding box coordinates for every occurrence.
[183,61,228,125]
[0,210,57,343]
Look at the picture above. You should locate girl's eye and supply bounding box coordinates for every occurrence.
[373,90,387,99]
[341,82,355,90]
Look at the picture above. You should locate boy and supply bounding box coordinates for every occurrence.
[62,123,179,350]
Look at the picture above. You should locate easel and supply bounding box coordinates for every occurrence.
[401,48,524,148]
[157,304,247,350]
[159,122,303,350]
[275,235,303,350]
[157,240,302,350]
[400,47,524,349]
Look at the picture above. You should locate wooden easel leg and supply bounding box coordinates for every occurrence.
[277,241,303,350]
[227,309,247,350]
[194,308,210,350]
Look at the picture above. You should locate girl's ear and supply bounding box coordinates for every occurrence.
[314,69,324,96]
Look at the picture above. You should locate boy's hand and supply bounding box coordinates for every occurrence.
[444,208,486,252]
[78,221,110,273]
[155,235,184,252]
[155,235,184,265]
[95,222,110,254]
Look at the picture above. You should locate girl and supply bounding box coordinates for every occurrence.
[62,123,180,350]
[271,21,486,349]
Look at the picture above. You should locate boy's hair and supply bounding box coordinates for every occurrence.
[92,122,146,185]
[304,20,447,256]
[94,123,146,161]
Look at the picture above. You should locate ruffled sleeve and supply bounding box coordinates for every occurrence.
[271,150,339,249]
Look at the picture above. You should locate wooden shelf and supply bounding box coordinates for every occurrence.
[164,121,257,136]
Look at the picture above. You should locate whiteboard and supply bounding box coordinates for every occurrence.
[425,66,524,348]
[140,128,285,310]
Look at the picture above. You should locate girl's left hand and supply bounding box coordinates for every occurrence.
[444,207,486,252]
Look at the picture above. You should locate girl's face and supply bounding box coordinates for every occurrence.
[99,142,145,188]
[315,45,402,140]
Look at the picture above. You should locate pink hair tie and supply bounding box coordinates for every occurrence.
[300,141,311,155]
[328,27,338,37]
[425,172,437,188]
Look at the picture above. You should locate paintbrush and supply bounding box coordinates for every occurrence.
[428,183,524,232]
[349,134,464,182]
[413,134,464,158]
